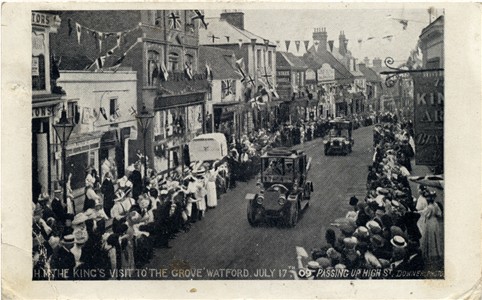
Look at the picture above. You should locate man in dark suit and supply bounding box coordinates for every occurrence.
[129,164,143,200]
[50,234,76,280]
[101,172,115,218]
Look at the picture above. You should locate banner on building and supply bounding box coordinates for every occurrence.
[412,70,444,166]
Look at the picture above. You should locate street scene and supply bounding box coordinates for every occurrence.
[32,8,444,280]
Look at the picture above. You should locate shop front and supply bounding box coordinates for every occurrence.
[213,101,244,143]
[151,92,206,175]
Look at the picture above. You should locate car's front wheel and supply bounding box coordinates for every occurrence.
[247,204,258,227]
[286,201,299,228]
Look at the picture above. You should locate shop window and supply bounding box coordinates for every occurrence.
[168,52,179,72]
[147,50,160,86]
[109,98,119,121]
[32,55,46,91]
[257,49,262,68]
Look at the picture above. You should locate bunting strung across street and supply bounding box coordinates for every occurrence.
[72,19,141,52]
[304,40,310,52]
[285,40,291,52]
[295,41,300,52]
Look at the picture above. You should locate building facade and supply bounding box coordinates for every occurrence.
[56,71,137,194]
[51,10,209,175]
[199,46,243,141]
[32,11,63,201]
[199,10,278,131]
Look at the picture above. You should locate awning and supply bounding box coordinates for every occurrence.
[66,130,104,155]
[213,101,243,113]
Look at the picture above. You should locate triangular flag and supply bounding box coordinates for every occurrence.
[76,23,82,44]
[328,40,334,52]
[185,62,193,80]
[264,39,269,51]
[285,40,291,52]
[116,32,122,47]
[238,39,243,49]
[98,32,104,52]
[68,18,73,37]
[304,40,310,52]
[314,40,320,52]
[205,63,213,80]
[160,60,168,81]
[225,36,230,42]
[295,41,300,52]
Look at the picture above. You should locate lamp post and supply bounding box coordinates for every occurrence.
[135,105,154,185]
[53,106,75,206]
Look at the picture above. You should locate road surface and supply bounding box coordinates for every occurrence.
[145,125,374,279]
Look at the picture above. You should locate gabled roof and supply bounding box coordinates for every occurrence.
[358,64,382,82]
[302,49,354,82]
[199,18,276,47]
[276,52,308,70]
[198,46,242,80]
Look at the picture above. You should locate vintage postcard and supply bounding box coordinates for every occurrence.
[2,2,481,299]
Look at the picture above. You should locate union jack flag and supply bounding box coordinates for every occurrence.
[222,80,233,97]
[168,13,181,29]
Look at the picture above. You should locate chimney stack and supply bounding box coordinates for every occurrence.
[364,57,370,66]
[373,57,382,68]
[220,10,245,30]
[339,31,347,56]
[312,27,328,52]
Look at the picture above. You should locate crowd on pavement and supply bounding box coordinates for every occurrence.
[295,113,444,279]
[32,111,405,280]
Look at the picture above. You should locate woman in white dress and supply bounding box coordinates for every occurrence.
[205,166,219,208]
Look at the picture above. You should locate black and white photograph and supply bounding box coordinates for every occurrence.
[2,2,481,298]
[29,7,447,281]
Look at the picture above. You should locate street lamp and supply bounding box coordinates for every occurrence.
[135,105,154,184]
[53,105,75,206]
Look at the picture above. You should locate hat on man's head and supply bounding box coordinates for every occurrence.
[370,234,386,248]
[349,196,359,207]
[355,226,369,239]
[307,261,320,271]
[340,223,356,236]
[62,234,75,245]
[366,220,382,235]
[390,235,407,248]
[343,237,358,249]
[315,257,332,269]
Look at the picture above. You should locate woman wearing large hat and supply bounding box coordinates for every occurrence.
[420,190,443,268]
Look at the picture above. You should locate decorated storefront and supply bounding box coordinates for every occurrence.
[151,88,206,175]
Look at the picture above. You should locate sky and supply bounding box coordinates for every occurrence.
[205,8,443,65]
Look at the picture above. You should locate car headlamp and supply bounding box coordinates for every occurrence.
[256,195,264,205]
[278,196,286,206]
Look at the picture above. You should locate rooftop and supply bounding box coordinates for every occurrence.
[198,46,242,80]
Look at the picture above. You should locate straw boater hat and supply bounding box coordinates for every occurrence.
[62,234,75,246]
[391,235,407,248]
[38,192,50,202]
[194,166,206,176]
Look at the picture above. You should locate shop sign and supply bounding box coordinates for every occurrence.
[306,69,316,81]
[32,57,39,76]
[277,70,290,77]
[317,63,335,81]
[32,106,54,118]
[32,12,53,27]
[412,71,444,166]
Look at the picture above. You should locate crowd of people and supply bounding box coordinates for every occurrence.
[32,156,231,280]
[295,113,444,279]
